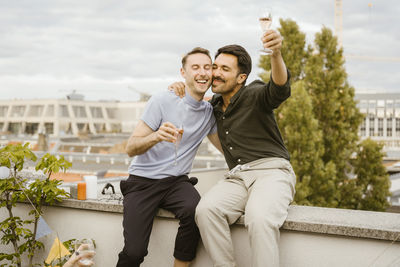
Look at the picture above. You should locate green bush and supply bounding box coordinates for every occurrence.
[0,143,71,267]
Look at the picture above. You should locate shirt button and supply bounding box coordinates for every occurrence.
[229,147,233,150]
[237,159,241,162]
[225,131,229,134]
[222,116,225,120]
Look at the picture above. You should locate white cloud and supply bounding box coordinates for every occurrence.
[0,0,399,101]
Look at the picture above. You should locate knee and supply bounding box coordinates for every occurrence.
[176,198,200,222]
[246,206,287,231]
[181,203,197,219]
[195,198,219,225]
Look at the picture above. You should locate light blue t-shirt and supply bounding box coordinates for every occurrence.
[128,90,217,179]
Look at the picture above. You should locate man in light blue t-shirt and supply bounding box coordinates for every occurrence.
[117,47,222,267]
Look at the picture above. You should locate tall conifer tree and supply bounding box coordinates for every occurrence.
[259,20,390,210]
[277,81,337,206]
[304,27,364,206]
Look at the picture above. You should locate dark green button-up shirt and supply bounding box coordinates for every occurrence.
[210,74,291,170]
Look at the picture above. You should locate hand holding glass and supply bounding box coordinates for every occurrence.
[173,125,184,166]
[74,239,95,266]
[259,9,273,55]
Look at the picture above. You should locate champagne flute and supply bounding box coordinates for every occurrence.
[172,98,186,166]
[173,124,184,166]
[259,9,273,55]
[74,238,95,266]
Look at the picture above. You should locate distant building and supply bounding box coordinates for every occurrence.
[0,93,146,137]
[355,93,400,151]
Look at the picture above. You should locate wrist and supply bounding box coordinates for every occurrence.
[271,49,282,58]
[152,131,162,143]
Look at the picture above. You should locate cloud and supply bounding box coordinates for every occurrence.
[0,0,399,101]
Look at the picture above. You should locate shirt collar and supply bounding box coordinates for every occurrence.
[211,84,246,112]
[211,94,223,109]
[229,84,245,106]
[183,89,202,108]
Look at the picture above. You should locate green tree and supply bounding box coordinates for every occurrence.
[259,19,390,211]
[350,139,391,211]
[304,27,364,207]
[276,81,337,206]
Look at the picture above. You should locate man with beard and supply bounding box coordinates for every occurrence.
[117,47,222,267]
[170,30,296,267]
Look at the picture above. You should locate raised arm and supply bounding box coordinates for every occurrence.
[125,120,178,157]
[262,29,288,86]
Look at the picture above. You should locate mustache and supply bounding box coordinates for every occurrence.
[212,76,225,83]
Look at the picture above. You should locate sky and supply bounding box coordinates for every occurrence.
[0,0,399,102]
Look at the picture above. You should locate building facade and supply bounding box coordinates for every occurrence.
[355,93,400,150]
[3,92,400,150]
[0,95,146,137]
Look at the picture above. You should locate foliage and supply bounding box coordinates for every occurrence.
[350,139,391,211]
[35,154,72,178]
[0,143,37,172]
[275,81,337,206]
[0,144,71,267]
[25,154,71,266]
[304,27,363,176]
[0,144,36,267]
[259,19,391,211]
[303,26,365,208]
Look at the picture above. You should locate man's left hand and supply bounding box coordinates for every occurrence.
[168,82,186,98]
[261,29,283,55]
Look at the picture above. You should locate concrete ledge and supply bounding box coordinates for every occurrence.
[4,200,400,267]
[4,169,400,266]
[283,205,400,242]
[55,199,400,242]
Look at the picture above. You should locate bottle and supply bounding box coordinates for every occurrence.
[77,182,86,200]
[83,175,98,199]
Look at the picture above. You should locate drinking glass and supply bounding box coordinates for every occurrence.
[172,98,186,166]
[173,125,184,166]
[74,238,95,266]
[259,9,273,55]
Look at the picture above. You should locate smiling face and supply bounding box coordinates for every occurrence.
[180,53,212,100]
[211,53,247,97]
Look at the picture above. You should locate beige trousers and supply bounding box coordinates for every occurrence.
[195,158,296,267]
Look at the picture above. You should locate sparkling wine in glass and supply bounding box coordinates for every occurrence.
[259,10,273,55]
[173,125,184,166]
[75,238,95,266]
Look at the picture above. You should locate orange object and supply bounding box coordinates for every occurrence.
[77,182,86,200]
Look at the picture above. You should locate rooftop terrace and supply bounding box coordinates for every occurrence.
[1,169,400,267]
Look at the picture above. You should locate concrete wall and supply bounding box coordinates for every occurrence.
[1,168,400,266]
[1,204,400,267]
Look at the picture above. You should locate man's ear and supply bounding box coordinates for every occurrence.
[180,67,185,78]
[237,73,247,84]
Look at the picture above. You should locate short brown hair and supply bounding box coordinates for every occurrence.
[216,44,252,77]
[181,47,211,68]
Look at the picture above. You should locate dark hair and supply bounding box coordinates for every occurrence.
[215,44,252,77]
[181,47,211,68]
